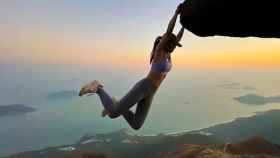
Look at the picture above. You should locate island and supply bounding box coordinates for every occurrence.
[0,104,36,117]
[46,90,78,101]
[234,94,280,105]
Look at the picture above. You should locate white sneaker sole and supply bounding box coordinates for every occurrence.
[79,80,103,96]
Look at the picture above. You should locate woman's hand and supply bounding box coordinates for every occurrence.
[176,3,183,15]
[166,3,184,34]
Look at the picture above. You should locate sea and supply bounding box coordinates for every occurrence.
[0,63,280,156]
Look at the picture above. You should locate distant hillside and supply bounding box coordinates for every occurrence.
[65,152,107,158]
[7,136,278,158]
[197,110,280,144]
[0,104,35,117]
[4,110,280,158]
[46,90,78,101]
[3,129,224,158]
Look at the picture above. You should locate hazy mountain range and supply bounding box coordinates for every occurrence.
[3,109,280,158]
[195,110,280,144]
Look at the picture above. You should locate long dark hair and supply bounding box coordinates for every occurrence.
[150,36,162,64]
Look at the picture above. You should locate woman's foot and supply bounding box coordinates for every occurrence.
[79,80,103,97]
[101,109,110,117]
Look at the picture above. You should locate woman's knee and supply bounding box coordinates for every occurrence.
[131,121,144,130]
[108,112,121,119]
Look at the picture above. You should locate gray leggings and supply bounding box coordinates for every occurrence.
[96,78,157,130]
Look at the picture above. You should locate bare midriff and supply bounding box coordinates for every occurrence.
[146,70,167,89]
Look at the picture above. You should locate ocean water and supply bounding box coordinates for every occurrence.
[0,64,280,156]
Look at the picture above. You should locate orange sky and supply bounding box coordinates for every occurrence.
[2,27,279,70]
[1,29,280,70]
[1,1,280,70]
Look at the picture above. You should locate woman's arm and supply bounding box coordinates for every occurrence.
[176,27,185,42]
[166,4,183,34]
[153,4,183,63]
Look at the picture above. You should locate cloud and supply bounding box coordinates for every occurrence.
[217,81,256,91]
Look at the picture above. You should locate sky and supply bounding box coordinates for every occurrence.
[1,1,280,155]
[0,0,280,70]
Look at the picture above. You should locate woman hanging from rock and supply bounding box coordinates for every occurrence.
[79,4,185,130]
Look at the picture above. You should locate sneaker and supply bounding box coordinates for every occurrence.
[79,80,103,97]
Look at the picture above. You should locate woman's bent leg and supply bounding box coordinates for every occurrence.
[122,97,153,130]
[96,79,151,118]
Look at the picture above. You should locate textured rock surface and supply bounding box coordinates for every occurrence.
[180,0,280,38]
[161,137,280,158]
